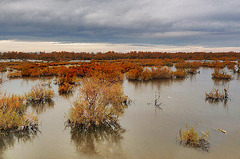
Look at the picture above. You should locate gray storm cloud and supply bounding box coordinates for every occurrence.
[1,0,240,47]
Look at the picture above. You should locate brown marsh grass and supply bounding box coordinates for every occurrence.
[67,77,129,129]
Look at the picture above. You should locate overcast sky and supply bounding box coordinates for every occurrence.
[1,0,240,52]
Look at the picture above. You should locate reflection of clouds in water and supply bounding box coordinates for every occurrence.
[3,77,54,95]
[0,129,39,159]
[70,123,127,159]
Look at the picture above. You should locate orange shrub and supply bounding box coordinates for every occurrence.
[205,88,228,101]
[58,82,73,94]
[173,69,187,78]
[151,67,173,79]
[186,68,199,74]
[0,93,38,131]
[126,67,143,80]
[0,66,7,72]
[175,61,201,69]
[68,77,129,128]
[25,84,54,103]
[139,69,152,80]
[7,71,22,78]
[212,69,232,80]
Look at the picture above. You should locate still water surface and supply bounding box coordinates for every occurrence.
[1,68,240,159]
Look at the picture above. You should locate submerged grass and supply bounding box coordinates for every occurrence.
[25,84,54,103]
[205,88,229,102]
[177,123,210,151]
[212,69,232,80]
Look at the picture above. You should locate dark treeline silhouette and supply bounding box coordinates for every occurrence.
[0,51,240,61]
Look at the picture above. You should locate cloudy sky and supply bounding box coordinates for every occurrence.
[1,0,240,52]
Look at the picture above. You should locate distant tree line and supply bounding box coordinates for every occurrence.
[0,51,239,61]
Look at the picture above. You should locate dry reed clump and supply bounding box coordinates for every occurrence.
[178,123,210,151]
[233,62,240,73]
[173,69,187,78]
[205,88,228,101]
[25,84,54,103]
[0,66,7,72]
[139,69,152,81]
[7,71,22,78]
[125,67,143,80]
[175,61,201,69]
[57,67,77,94]
[58,82,73,94]
[126,66,174,81]
[67,77,130,129]
[186,68,200,74]
[126,66,189,80]
[0,93,38,131]
[151,67,173,79]
[212,69,232,80]
[0,76,2,84]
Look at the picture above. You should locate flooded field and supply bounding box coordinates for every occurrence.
[1,68,240,159]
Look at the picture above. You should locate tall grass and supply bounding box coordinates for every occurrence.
[126,66,189,81]
[0,93,38,131]
[205,88,228,101]
[7,71,22,78]
[68,77,129,129]
[25,84,54,103]
[212,69,232,80]
[151,67,173,79]
[173,69,187,78]
[178,123,210,151]
[0,76,2,84]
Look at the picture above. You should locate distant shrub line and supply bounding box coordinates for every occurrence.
[1,51,240,61]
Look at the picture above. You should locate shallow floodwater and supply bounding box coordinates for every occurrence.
[1,68,240,159]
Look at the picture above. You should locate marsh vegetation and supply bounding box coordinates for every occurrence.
[25,84,54,103]
[0,53,240,158]
[67,77,129,129]
[178,124,210,151]
[205,88,229,102]
[212,69,232,80]
[0,93,38,132]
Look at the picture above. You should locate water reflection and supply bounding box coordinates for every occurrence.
[59,91,74,99]
[236,73,240,80]
[188,73,197,82]
[147,92,163,115]
[70,123,127,158]
[205,98,229,109]
[8,76,54,83]
[213,79,230,87]
[128,78,184,90]
[0,129,39,159]
[28,101,55,114]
